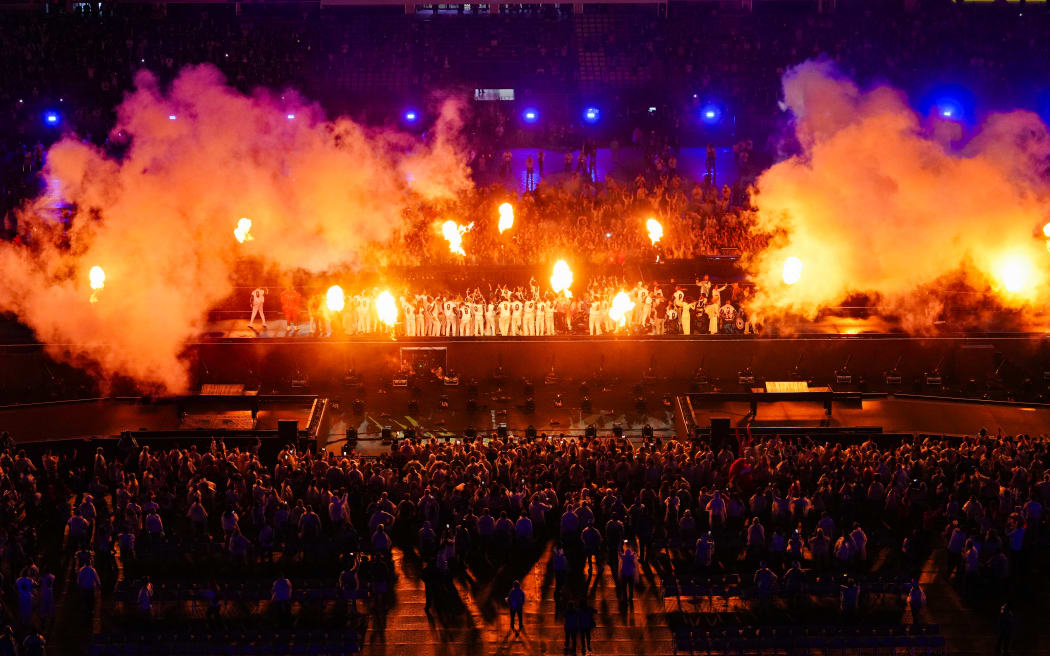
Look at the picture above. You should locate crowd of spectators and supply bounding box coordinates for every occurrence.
[5,3,1050,259]
[394,161,761,267]
[0,423,1043,652]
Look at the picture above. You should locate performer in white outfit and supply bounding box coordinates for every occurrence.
[415,298,426,336]
[472,301,484,336]
[705,299,720,335]
[430,300,441,337]
[523,300,535,336]
[404,299,415,337]
[535,300,546,336]
[588,300,602,336]
[459,302,472,337]
[249,287,267,329]
[511,299,523,336]
[485,303,496,336]
[443,299,456,336]
[679,298,695,336]
[498,299,511,336]
[544,300,556,336]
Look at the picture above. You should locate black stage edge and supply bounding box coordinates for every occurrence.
[0,395,330,454]
[188,334,1050,391]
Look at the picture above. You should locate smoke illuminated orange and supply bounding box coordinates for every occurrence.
[746,60,1050,326]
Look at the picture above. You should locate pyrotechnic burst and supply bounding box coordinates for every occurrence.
[0,64,471,391]
[782,257,803,285]
[234,217,253,243]
[498,202,514,234]
[88,266,106,303]
[442,220,474,256]
[376,290,398,325]
[746,60,1050,325]
[326,285,345,312]
[646,218,663,245]
[609,291,635,328]
[550,260,573,297]
[995,254,1034,294]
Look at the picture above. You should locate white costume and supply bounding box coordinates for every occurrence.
[485,303,496,336]
[250,288,266,328]
[523,301,535,336]
[706,302,719,334]
[498,300,511,336]
[511,300,523,336]
[443,300,456,336]
[588,301,602,336]
[473,302,484,336]
[404,301,415,337]
[679,300,694,335]
[459,303,472,337]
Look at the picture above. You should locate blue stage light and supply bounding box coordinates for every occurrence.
[583,107,599,123]
[168,114,177,121]
[286,113,296,120]
[523,109,538,123]
[404,110,418,122]
[700,103,722,125]
[43,111,60,126]
[919,84,975,124]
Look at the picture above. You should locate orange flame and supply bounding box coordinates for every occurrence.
[609,291,635,327]
[550,260,573,297]
[234,217,253,243]
[441,220,473,256]
[88,265,106,304]
[498,202,514,234]
[376,290,398,325]
[326,285,345,312]
[646,218,663,245]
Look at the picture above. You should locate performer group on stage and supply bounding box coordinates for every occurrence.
[250,275,756,338]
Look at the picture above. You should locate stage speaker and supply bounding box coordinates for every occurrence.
[497,423,508,439]
[381,426,393,443]
[404,428,416,442]
[710,417,731,453]
[612,424,623,439]
[642,424,654,441]
[585,425,597,439]
[525,425,537,440]
[464,426,478,440]
[345,427,358,445]
[278,420,298,444]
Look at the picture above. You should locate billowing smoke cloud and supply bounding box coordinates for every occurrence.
[0,65,471,392]
[747,60,1050,328]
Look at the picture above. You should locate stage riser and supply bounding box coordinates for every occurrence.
[191,337,1050,386]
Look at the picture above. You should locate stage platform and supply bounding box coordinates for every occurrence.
[0,395,330,450]
[187,329,1050,397]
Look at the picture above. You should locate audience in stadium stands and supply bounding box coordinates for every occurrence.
[5,4,1050,263]
[0,426,1044,650]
